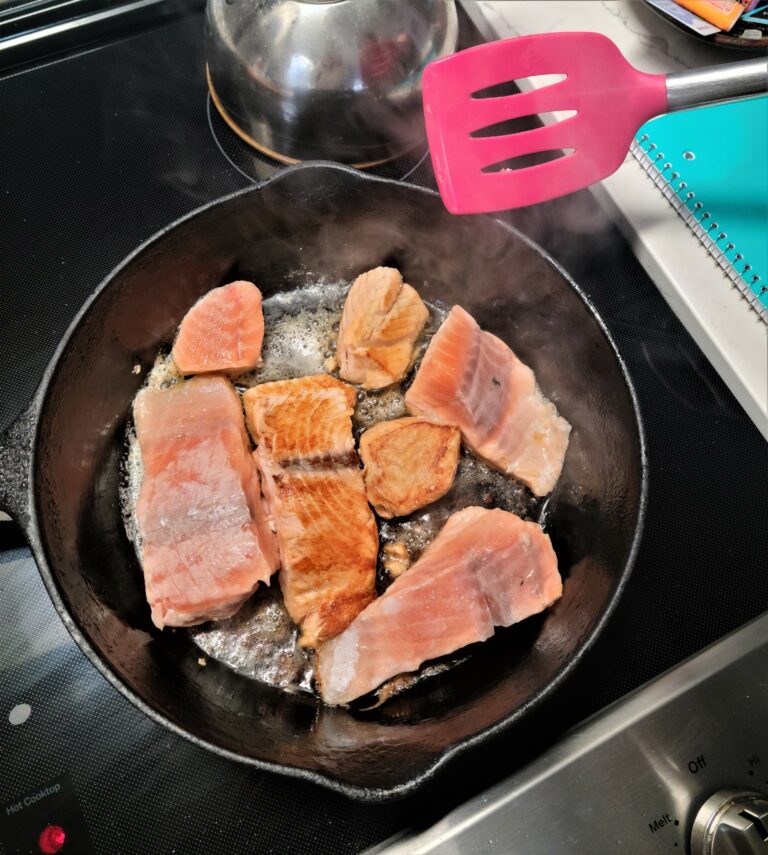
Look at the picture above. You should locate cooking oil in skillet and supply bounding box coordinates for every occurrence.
[121,279,544,701]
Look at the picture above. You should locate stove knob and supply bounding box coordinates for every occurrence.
[691,790,768,855]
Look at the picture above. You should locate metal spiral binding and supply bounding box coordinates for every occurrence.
[631,136,767,324]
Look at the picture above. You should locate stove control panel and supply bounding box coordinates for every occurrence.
[0,774,96,855]
[368,611,768,855]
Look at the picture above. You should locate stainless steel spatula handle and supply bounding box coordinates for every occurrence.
[666,57,768,112]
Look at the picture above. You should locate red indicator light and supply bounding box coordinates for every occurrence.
[38,824,66,854]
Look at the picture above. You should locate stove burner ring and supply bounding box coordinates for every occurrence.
[206,90,431,186]
[207,68,409,171]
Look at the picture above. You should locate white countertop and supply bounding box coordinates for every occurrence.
[462,0,768,439]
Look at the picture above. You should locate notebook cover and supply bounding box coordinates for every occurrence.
[633,95,768,320]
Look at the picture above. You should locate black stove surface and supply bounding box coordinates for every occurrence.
[1,10,767,855]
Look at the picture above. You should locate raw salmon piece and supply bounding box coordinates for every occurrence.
[244,375,378,647]
[243,374,356,466]
[134,375,278,629]
[337,267,429,390]
[405,306,571,496]
[172,280,265,375]
[316,507,562,705]
[359,416,460,518]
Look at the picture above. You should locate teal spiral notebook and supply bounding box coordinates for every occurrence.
[632,95,768,322]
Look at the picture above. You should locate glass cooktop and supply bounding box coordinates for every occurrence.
[1,7,766,854]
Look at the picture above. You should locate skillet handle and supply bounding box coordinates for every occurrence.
[0,401,37,531]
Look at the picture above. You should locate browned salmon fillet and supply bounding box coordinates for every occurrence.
[257,455,378,646]
[134,375,279,629]
[317,507,562,705]
[243,374,356,466]
[243,375,378,647]
[337,267,429,390]
[359,416,460,518]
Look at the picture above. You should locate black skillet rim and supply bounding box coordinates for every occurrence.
[23,161,649,802]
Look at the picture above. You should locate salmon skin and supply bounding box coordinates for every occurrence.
[134,375,279,629]
[243,375,378,648]
[172,280,265,375]
[359,416,460,518]
[405,306,571,497]
[316,507,562,705]
[337,267,429,390]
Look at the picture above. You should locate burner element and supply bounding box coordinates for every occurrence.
[207,93,436,187]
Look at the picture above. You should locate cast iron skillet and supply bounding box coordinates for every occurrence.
[0,163,646,801]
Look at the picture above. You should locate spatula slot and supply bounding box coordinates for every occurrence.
[480,148,575,174]
[471,74,566,99]
[470,111,577,139]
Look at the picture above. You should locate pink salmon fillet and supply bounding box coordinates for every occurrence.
[316,506,562,705]
[172,280,264,375]
[134,375,278,629]
[405,305,570,496]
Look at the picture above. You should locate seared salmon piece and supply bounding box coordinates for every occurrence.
[256,452,378,646]
[134,375,278,629]
[405,306,571,497]
[172,280,265,375]
[359,416,460,518]
[337,267,429,390]
[243,375,378,647]
[243,374,356,466]
[316,507,562,705]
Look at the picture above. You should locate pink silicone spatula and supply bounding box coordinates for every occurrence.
[422,32,767,213]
